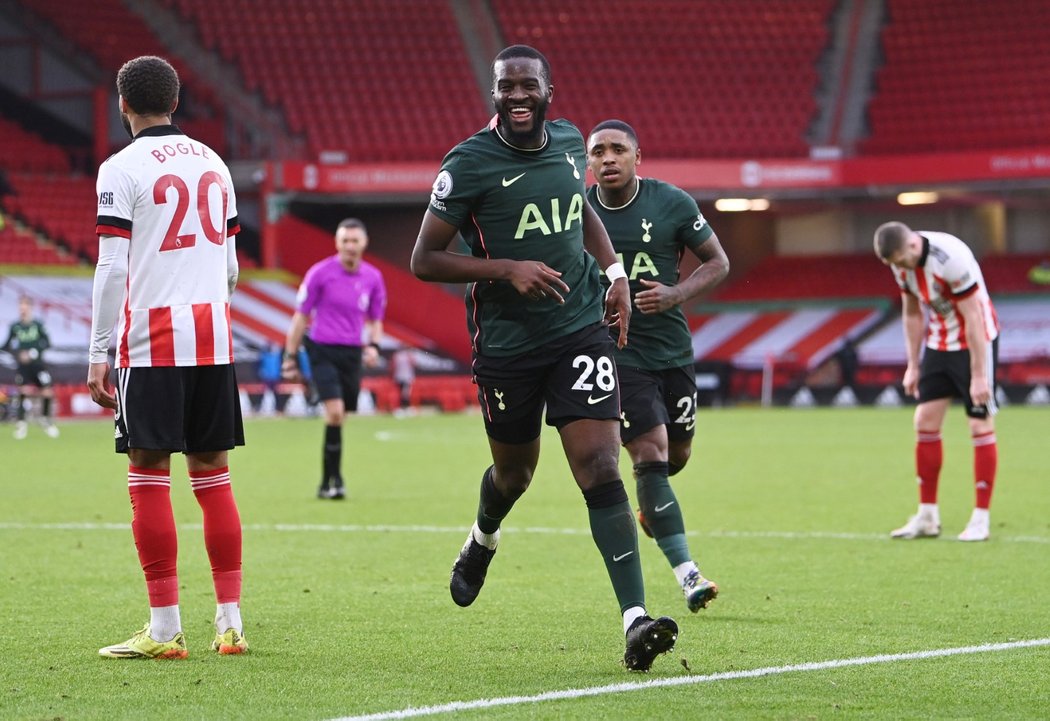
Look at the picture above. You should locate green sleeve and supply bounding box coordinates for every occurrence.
[427,146,480,230]
[675,188,713,251]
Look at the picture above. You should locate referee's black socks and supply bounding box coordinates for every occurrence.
[322,425,342,484]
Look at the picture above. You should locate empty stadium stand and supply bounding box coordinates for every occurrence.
[709,254,894,302]
[2,173,98,262]
[980,254,1050,295]
[164,0,484,161]
[1,172,259,268]
[0,117,71,174]
[490,0,834,158]
[0,224,76,266]
[863,0,1050,154]
[18,0,224,151]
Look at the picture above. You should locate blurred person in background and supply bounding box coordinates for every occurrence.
[282,218,386,500]
[391,346,416,415]
[3,295,58,439]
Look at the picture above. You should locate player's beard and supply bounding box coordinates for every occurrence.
[497,98,549,148]
[120,112,134,139]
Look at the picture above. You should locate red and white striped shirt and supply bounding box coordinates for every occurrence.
[893,231,999,352]
[93,125,240,367]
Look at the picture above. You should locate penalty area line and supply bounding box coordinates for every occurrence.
[329,638,1050,721]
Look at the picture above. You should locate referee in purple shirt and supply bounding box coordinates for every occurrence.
[283,218,387,499]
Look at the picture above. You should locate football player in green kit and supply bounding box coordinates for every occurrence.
[586,119,730,613]
[4,296,59,439]
[411,46,678,672]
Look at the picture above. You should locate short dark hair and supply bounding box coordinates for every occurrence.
[589,119,639,147]
[117,56,179,116]
[337,218,367,234]
[873,221,911,259]
[492,45,551,86]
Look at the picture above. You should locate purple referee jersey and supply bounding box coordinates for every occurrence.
[296,256,386,346]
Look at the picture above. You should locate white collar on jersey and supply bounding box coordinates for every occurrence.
[595,177,641,211]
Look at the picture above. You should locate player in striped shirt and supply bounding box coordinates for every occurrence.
[874,221,1000,542]
[88,56,247,658]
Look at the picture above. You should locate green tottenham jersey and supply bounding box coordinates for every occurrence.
[587,178,712,370]
[428,118,603,357]
[4,319,50,358]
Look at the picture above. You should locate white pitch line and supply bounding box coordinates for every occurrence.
[0,521,1048,544]
[330,638,1050,721]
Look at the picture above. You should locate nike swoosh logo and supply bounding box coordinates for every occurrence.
[587,393,613,405]
[612,551,634,562]
[501,172,526,187]
[655,502,676,512]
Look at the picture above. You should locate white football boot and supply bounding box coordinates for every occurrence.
[957,508,990,542]
[890,505,941,539]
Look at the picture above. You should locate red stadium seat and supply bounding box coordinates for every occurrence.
[4,173,97,262]
[162,0,484,161]
[488,0,832,159]
[862,0,1050,154]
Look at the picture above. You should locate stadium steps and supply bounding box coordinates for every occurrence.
[163,0,484,161]
[16,0,225,151]
[128,0,299,159]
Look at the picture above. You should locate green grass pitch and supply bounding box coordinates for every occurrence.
[1,406,1048,720]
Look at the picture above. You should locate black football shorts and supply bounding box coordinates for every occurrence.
[918,337,999,418]
[15,361,52,388]
[473,323,621,444]
[617,364,697,445]
[114,364,245,453]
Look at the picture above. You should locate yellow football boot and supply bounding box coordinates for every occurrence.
[99,624,188,659]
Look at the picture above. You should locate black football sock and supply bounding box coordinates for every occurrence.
[16,393,26,422]
[635,462,691,567]
[584,480,645,614]
[476,466,523,534]
[322,425,342,485]
[42,396,53,422]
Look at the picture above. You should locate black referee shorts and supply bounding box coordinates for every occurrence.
[305,340,363,410]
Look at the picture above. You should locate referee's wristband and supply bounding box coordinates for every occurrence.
[366,342,381,352]
[282,350,298,363]
[604,262,628,283]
